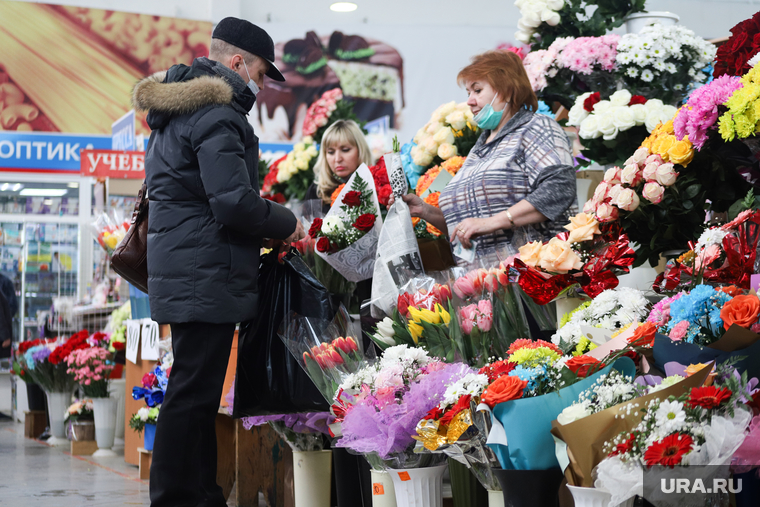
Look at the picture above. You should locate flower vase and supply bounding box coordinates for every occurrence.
[292,450,333,507]
[91,396,117,456]
[67,420,95,441]
[449,458,488,507]
[566,485,613,507]
[45,390,71,445]
[624,12,680,33]
[371,469,397,507]
[487,490,504,507]
[388,464,447,507]
[143,422,156,451]
[26,382,47,411]
[108,378,126,445]
[492,468,564,507]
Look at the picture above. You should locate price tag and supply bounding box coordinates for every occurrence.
[581,325,614,346]
[125,320,141,364]
[141,319,160,361]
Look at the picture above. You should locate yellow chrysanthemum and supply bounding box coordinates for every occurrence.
[508,346,560,368]
[572,336,597,357]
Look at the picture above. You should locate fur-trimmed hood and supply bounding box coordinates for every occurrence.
[132,71,234,115]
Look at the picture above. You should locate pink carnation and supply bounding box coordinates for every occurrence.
[669,320,691,341]
[673,75,743,151]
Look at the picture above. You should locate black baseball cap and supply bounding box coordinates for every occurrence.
[212,17,285,82]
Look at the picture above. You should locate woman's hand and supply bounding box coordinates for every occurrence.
[450,217,498,249]
[387,193,426,218]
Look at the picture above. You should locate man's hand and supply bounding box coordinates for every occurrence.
[284,220,305,244]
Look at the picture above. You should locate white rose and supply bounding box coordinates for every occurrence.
[438,143,458,160]
[608,184,624,203]
[609,90,632,107]
[597,112,618,138]
[620,165,640,186]
[645,110,664,132]
[446,110,467,131]
[438,101,457,119]
[592,181,611,203]
[541,9,561,26]
[630,103,648,125]
[423,136,440,155]
[413,128,427,144]
[557,401,592,425]
[642,163,659,181]
[612,107,636,131]
[567,104,589,127]
[615,188,641,211]
[645,99,665,111]
[655,163,678,186]
[579,116,601,139]
[412,148,434,167]
[521,6,544,28]
[426,121,444,136]
[432,127,455,145]
[632,147,650,165]
[592,100,612,114]
[515,30,532,44]
[322,216,344,235]
[546,0,564,10]
[603,167,621,183]
[642,182,665,204]
[660,105,678,122]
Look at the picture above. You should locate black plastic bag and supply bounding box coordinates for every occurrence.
[233,249,334,417]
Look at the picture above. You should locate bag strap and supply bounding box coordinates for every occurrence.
[130,180,148,225]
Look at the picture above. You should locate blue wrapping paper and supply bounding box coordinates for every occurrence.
[487,357,636,470]
[652,331,760,380]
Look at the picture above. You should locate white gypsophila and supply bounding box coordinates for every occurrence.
[696,227,729,252]
[654,400,688,435]
[441,373,489,407]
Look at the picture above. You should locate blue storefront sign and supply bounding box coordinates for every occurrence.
[0,131,112,173]
[112,110,136,151]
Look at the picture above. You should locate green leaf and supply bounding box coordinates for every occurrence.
[683,184,701,199]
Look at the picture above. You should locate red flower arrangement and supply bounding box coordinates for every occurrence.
[714,12,760,78]
[478,359,516,383]
[49,330,90,365]
[643,433,694,468]
[687,386,732,410]
[565,355,604,377]
[368,157,392,208]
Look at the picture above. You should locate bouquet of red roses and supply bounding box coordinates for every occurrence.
[714,11,760,78]
[310,164,382,282]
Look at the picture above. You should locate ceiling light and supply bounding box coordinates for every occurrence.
[19,188,68,197]
[12,184,22,191]
[67,182,79,188]
[0,184,8,191]
[330,2,357,12]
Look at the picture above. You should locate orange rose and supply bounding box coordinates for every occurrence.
[423,192,440,208]
[720,294,760,330]
[411,217,421,227]
[627,322,657,348]
[330,184,346,206]
[481,375,528,408]
[565,355,604,377]
[717,286,742,297]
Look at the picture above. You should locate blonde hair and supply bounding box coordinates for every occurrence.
[314,120,372,204]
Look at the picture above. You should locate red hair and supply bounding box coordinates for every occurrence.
[457,51,537,112]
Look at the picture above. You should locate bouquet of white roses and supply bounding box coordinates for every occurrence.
[616,24,716,105]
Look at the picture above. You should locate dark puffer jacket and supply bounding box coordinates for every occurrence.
[133,58,296,324]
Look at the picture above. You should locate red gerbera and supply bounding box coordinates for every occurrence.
[608,431,637,457]
[687,386,732,410]
[479,360,516,382]
[423,405,444,421]
[440,395,472,426]
[644,433,694,468]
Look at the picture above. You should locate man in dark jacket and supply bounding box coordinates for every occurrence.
[133,18,303,507]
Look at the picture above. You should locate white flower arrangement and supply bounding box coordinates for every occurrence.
[552,287,650,350]
[338,344,434,393]
[514,0,565,44]
[440,373,489,407]
[276,136,318,183]
[411,101,474,167]
[567,90,678,141]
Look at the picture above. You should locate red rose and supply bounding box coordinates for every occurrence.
[628,95,647,106]
[566,355,604,377]
[377,185,392,207]
[308,217,323,238]
[316,237,332,253]
[583,92,601,112]
[342,191,362,207]
[353,213,376,232]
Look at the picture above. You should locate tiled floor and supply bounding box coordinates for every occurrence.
[0,418,241,506]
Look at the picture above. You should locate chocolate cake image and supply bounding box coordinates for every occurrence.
[256,30,404,140]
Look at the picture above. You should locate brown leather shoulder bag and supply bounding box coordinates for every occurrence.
[111,181,149,293]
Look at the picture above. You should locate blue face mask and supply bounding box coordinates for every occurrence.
[473,94,507,130]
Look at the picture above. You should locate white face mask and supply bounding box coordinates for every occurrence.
[242,59,260,96]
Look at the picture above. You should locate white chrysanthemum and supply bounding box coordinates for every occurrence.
[441,373,489,407]
[655,400,688,434]
[640,69,654,82]
[380,344,431,369]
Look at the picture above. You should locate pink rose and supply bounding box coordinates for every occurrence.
[608,184,624,203]
[645,154,663,166]
[631,147,650,165]
[669,320,690,341]
[596,202,619,222]
[603,167,621,184]
[642,182,665,204]
[620,165,642,186]
[655,163,678,186]
[592,182,611,204]
[642,162,659,182]
[615,188,640,211]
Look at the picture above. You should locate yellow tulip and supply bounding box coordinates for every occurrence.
[408,321,423,344]
[408,306,440,325]
[435,304,451,325]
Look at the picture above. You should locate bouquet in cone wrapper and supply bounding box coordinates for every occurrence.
[311,164,382,282]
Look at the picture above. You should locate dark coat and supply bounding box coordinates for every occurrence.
[133,58,296,324]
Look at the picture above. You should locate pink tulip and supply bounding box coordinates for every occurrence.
[476,300,493,332]
[459,305,477,335]
[454,276,476,299]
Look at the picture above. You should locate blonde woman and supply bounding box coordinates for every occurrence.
[306,119,372,209]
